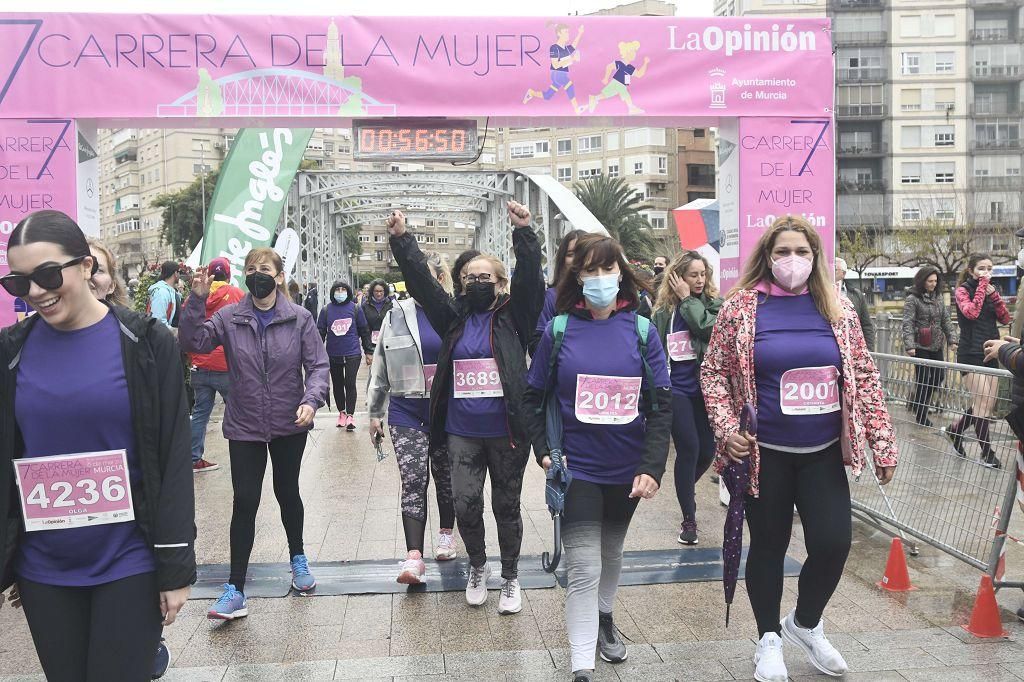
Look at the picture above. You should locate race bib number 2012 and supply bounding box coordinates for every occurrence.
[780,366,840,415]
[13,450,135,532]
[453,358,503,398]
[574,374,641,425]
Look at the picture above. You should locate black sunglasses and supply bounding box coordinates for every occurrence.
[0,256,89,298]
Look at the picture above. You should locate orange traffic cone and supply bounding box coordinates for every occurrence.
[876,538,916,592]
[963,575,1007,638]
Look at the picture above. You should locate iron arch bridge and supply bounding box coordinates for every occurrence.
[282,170,608,294]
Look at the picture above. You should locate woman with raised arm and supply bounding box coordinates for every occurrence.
[386,202,544,615]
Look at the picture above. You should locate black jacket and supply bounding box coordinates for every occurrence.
[361,298,394,354]
[390,227,545,451]
[0,305,197,592]
[956,277,1001,359]
[522,307,673,485]
[998,342,1024,408]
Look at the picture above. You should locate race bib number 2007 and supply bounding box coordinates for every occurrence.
[13,450,135,532]
[574,374,642,425]
[780,366,840,415]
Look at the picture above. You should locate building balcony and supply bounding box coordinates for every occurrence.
[970,175,1023,189]
[972,138,1023,151]
[641,196,673,208]
[837,141,888,157]
[838,214,887,228]
[838,179,888,193]
[836,103,887,119]
[833,31,888,46]
[972,65,1024,81]
[970,102,1022,116]
[830,0,885,9]
[837,67,887,82]
[973,212,1024,227]
[969,0,1023,7]
[971,28,1017,42]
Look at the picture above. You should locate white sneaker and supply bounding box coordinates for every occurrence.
[465,563,491,606]
[753,632,788,682]
[497,578,522,615]
[396,557,426,585]
[435,530,457,561]
[781,610,848,677]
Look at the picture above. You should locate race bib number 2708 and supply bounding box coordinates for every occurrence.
[13,450,135,532]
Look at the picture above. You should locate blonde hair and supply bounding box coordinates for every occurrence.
[465,254,509,306]
[424,250,454,296]
[87,239,129,307]
[619,40,640,58]
[653,250,718,314]
[243,247,288,297]
[730,215,842,323]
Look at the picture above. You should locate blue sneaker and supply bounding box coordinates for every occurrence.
[291,554,316,592]
[207,583,247,620]
[152,637,169,679]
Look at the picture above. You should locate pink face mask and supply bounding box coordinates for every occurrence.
[771,254,813,291]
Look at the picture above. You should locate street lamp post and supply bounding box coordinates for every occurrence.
[199,140,207,232]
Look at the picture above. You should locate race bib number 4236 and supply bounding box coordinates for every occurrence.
[453,358,503,398]
[780,366,840,415]
[13,450,135,532]
[574,374,642,425]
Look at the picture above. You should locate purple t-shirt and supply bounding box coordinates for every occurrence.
[668,312,700,398]
[528,311,670,485]
[254,305,275,335]
[613,60,637,84]
[318,301,367,358]
[754,292,843,450]
[14,312,156,586]
[389,306,442,432]
[446,311,508,439]
[535,287,557,338]
[550,44,576,72]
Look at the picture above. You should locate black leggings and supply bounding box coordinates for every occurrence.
[18,572,162,682]
[911,348,945,423]
[671,393,716,522]
[229,432,308,592]
[329,355,361,415]
[744,442,851,638]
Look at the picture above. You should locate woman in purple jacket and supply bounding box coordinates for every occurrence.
[317,280,371,431]
[180,247,330,620]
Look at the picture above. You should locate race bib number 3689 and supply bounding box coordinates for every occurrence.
[574,374,642,425]
[780,366,840,415]
[453,358,503,398]
[13,450,135,532]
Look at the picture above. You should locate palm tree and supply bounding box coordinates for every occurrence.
[573,174,660,261]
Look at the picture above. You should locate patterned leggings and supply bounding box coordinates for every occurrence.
[390,424,456,553]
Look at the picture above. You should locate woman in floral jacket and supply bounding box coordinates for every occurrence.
[700,215,898,682]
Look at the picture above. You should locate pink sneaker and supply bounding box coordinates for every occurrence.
[345,414,356,431]
[397,557,426,584]
[336,414,345,428]
[435,529,457,561]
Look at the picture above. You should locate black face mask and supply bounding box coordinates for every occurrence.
[246,272,278,299]
[653,266,664,276]
[465,282,496,312]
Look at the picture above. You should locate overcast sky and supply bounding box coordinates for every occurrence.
[5,0,715,16]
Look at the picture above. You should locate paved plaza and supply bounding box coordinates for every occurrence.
[2,385,1024,681]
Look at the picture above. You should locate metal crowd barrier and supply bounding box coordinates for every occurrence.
[851,352,1023,590]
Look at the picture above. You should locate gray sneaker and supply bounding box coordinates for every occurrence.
[598,612,628,663]
[572,671,594,682]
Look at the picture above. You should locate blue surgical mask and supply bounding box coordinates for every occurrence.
[334,292,348,304]
[581,273,620,309]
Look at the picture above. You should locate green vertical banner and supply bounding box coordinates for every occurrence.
[200,128,313,289]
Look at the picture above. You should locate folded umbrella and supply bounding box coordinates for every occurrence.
[542,391,572,573]
[722,402,756,626]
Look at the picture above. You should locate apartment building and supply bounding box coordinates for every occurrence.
[718,0,1024,261]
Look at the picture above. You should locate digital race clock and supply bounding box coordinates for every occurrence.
[353,118,479,162]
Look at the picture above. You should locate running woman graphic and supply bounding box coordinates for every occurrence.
[589,41,650,115]
[523,23,586,113]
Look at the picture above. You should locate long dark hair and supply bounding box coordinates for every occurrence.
[550,229,588,286]
[452,249,482,296]
[912,266,941,296]
[330,280,354,303]
[555,233,639,313]
[10,210,96,274]
[958,253,993,286]
[366,279,389,302]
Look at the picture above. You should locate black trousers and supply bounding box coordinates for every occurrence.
[744,442,852,638]
[911,348,945,423]
[18,572,163,682]
[228,432,308,592]
[329,354,361,416]
[671,393,716,521]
